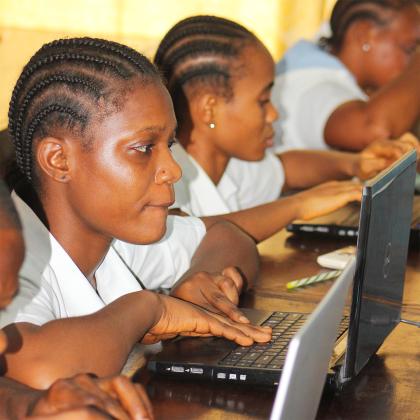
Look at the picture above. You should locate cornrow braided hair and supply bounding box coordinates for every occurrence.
[322,0,420,51]
[8,37,160,183]
[154,15,258,123]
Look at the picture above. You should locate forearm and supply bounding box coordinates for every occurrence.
[4,290,161,389]
[201,196,301,243]
[0,377,41,419]
[179,220,259,287]
[325,54,420,151]
[279,150,357,190]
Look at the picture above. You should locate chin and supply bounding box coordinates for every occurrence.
[116,219,168,245]
[238,149,266,162]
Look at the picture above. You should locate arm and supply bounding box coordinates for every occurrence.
[324,52,420,151]
[170,219,259,322]
[279,135,419,191]
[202,181,362,243]
[3,291,270,389]
[3,290,160,389]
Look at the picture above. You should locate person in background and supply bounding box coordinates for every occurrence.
[1,37,271,391]
[271,0,420,151]
[153,15,418,243]
[0,179,153,419]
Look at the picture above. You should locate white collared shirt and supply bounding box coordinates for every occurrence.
[172,143,285,217]
[0,194,206,327]
[272,40,367,152]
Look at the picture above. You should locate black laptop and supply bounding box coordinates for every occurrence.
[286,190,420,248]
[148,151,417,387]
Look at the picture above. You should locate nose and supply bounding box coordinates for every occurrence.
[267,101,279,123]
[155,147,182,185]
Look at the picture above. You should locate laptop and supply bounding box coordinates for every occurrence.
[270,258,355,420]
[148,150,417,387]
[286,191,420,248]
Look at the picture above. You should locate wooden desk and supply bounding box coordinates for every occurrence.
[134,231,420,419]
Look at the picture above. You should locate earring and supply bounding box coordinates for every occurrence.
[362,43,371,52]
[209,122,216,129]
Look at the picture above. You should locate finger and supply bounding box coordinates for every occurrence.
[203,312,272,346]
[206,290,249,323]
[221,267,243,292]
[30,407,113,419]
[73,375,130,420]
[134,384,154,420]
[100,376,154,420]
[217,277,241,306]
[359,157,388,179]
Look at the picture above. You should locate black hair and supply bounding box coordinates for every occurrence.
[154,15,258,124]
[322,0,420,51]
[8,37,161,184]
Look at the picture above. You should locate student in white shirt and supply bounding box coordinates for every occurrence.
[0,180,154,419]
[272,0,420,151]
[154,15,418,242]
[2,37,271,390]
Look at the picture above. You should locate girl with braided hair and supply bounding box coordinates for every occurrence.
[271,0,420,151]
[154,15,418,242]
[1,37,271,390]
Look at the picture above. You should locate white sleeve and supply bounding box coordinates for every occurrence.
[227,153,285,209]
[297,81,366,150]
[0,271,58,327]
[113,216,206,289]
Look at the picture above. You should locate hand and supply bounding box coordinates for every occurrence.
[295,180,363,221]
[356,134,419,180]
[0,228,24,354]
[142,294,272,346]
[0,228,23,309]
[170,266,249,323]
[30,374,153,420]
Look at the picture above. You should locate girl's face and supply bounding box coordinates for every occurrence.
[212,41,278,161]
[364,5,420,88]
[64,81,181,245]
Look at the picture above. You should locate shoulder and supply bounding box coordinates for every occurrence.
[276,40,344,75]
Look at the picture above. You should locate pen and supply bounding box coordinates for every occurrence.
[286,270,342,290]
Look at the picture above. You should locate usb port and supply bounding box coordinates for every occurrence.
[190,367,203,374]
[171,366,184,373]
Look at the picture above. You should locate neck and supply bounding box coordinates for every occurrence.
[40,190,112,285]
[179,127,230,185]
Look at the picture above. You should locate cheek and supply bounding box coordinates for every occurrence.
[370,43,408,85]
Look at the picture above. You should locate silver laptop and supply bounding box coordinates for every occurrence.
[270,258,355,420]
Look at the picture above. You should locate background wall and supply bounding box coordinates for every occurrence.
[0,0,336,129]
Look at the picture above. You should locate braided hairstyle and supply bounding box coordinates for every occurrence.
[154,15,258,124]
[322,0,420,51]
[8,37,161,184]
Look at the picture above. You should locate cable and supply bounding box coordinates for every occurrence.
[400,319,420,328]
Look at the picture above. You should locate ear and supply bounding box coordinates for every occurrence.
[191,92,218,127]
[36,137,71,183]
[346,19,376,48]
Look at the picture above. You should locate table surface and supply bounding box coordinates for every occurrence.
[134,231,420,420]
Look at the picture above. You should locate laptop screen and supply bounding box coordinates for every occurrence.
[344,151,417,378]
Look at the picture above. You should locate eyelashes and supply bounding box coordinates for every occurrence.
[133,138,177,154]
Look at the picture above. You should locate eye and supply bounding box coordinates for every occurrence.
[168,138,178,150]
[259,98,270,107]
[133,144,154,154]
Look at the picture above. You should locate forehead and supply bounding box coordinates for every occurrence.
[388,6,420,39]
[91,80,177,140]
[232,42,274,94]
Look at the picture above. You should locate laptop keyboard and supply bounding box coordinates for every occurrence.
[219,312,349,370]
